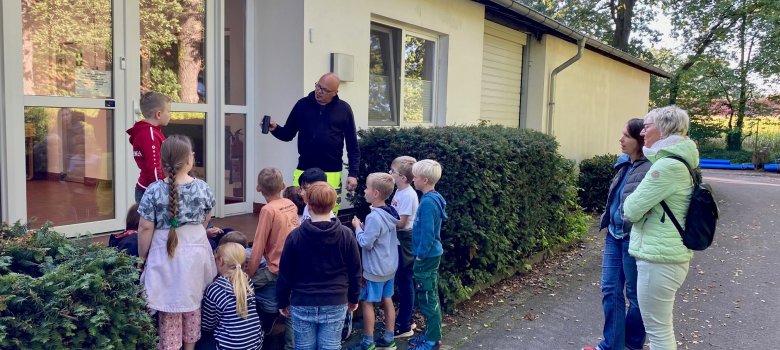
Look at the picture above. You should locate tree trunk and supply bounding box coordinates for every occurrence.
[178,0,204,103]
[728,5,749,151]
[611,0,635,51]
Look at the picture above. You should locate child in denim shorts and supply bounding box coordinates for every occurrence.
[350,173,400,350]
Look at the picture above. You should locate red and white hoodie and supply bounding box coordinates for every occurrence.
[127,120,166,190]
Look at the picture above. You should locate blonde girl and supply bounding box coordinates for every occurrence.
[138,134,217,350]
[201,242,263,350]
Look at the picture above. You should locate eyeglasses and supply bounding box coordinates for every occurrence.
[643,123,654,130]
[314,82,336,94]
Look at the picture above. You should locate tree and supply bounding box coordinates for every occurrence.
[520,0,661,54]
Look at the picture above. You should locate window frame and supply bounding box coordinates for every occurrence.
[369,20,441,128]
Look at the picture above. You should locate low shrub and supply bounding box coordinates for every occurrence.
[577,154,619,213]
[348,126,589,307]
[0,222,156,349]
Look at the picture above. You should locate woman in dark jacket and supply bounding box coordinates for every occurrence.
[584,118,650,350]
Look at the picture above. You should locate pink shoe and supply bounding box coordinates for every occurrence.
[581,347,602,350]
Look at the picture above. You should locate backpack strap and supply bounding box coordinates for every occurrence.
[659,155,696,236]
[660,200,685,236]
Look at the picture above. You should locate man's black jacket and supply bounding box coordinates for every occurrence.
[272,92,360,177]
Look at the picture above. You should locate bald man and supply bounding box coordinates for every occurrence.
[267,72,361,213]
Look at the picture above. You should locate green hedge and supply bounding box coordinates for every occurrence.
[577,154,619,213]
[0,222,157,349]
[348,126,589,307]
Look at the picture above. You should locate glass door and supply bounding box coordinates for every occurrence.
[2,0,252,233]
[19,0,126,235]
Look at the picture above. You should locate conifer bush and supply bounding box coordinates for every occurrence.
[0,222,156,349]
[348,126,589,306]
[577,154,619,213]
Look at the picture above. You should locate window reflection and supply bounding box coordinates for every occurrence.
[22,1,113,97]
[225,114,246,204]
[25,107,114,227]
[140,0,206,103]
[224,0,246,105]
[369,24,400,125]
[164,112,207,180]
[403,36,436,123]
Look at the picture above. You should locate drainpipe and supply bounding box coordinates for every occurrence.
[547,37,586,135]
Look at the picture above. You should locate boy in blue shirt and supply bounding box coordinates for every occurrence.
[408,160,447,350]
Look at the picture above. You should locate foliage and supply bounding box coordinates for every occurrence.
[24,0,112,96]
[689,116,729,146]
[698,145,753,164]
[519,0,661,54]
[577,154,619,213]
[347,126,589,307]
[0,222,157,349]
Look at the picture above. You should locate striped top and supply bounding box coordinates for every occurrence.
[202,275,263,350]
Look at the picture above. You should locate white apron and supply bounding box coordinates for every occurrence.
[141,223,217,313]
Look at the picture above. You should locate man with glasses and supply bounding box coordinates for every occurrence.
[266,72,360,214]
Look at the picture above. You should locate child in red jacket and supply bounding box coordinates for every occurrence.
[127,91,172,203]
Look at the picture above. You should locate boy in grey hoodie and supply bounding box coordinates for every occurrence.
[351,173,400,350]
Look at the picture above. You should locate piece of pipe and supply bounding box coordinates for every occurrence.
[765,164,779,172]
[700,159,731,164]
[546,37,587,135]
[700,163,755,170]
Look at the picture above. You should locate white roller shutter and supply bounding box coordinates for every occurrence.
[480,21,526,127]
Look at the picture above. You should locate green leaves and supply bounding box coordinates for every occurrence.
[577,154,619,213]
[0,222,157,349]
[348,125,589,308]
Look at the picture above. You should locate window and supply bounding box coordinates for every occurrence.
[369,22,438,126]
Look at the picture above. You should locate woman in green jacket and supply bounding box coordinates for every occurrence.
[623,105,698,350]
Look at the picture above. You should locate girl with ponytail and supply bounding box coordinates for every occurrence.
[201,242,263,350]
[137,134,217,350]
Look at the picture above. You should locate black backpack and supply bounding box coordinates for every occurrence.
[659,156,719,250]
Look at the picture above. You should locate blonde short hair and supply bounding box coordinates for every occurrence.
[304,182,337,215]
[257,167,284,196]
[367,172,395,200]
[392,156,417,184]
[140,91,171,119]
[412,159,442,186]
[644,105,689,138]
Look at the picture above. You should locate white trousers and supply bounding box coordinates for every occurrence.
[636,260,689,350]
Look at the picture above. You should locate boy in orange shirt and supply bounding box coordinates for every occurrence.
[248,167,300,349]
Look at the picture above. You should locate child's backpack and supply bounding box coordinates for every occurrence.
[659,155,719,251]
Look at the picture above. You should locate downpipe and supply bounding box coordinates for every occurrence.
[547,37,587,135]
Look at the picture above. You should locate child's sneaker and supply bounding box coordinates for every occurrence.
[408,334,427,346]
[581,347,602,350]
[341,310,354,340]
[348,342,376,350]
[375,337,397,350]
[393,326,414,338]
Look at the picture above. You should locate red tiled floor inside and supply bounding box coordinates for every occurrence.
[26,178,261,245]
[26,178,114,228]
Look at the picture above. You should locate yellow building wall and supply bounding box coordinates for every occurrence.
[301,0,486,130]
[544,36,651,162]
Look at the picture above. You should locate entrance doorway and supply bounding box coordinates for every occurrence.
[5,0,251,236]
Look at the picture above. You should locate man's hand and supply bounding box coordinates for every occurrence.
[346,176,358,191]
[269,120,278,132]
[279,307,290,318]
[348,303,358,312]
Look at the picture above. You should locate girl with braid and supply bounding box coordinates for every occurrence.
[138,134,218,350]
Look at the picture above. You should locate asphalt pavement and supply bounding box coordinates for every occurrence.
[442,169,780,350]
